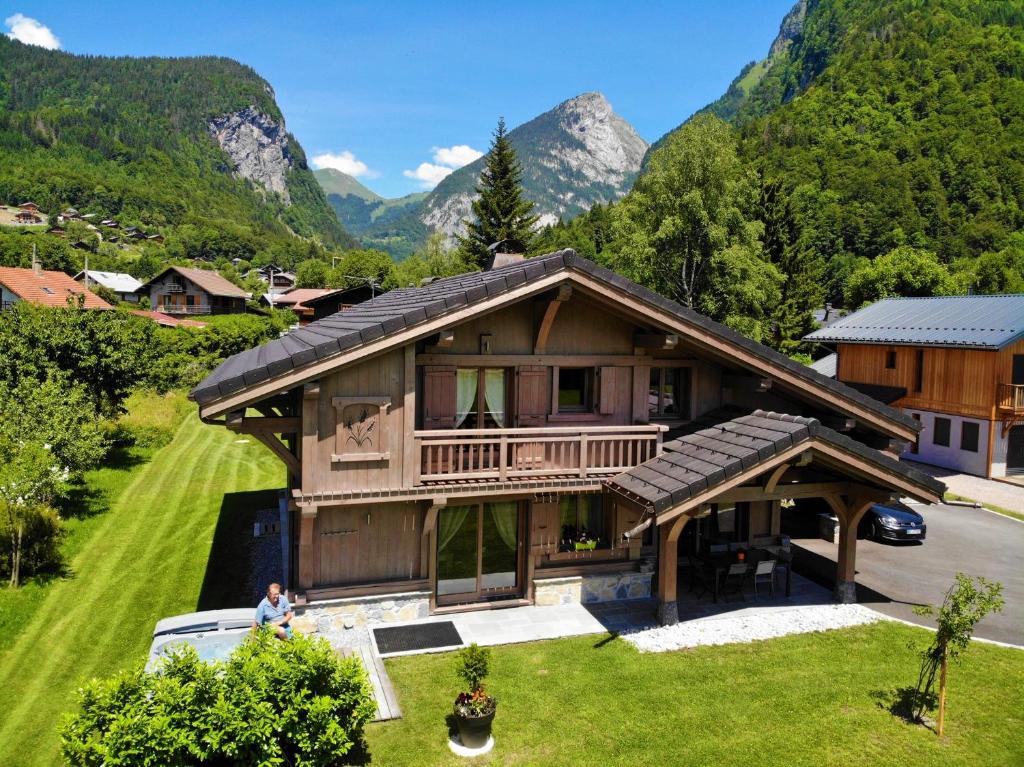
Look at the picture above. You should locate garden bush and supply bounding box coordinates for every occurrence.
[60,629,376,767]
[0,505,64,583]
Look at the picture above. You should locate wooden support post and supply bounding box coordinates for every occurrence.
[298,507,317,591]
[831,495,874,604]
[656,515,689,625]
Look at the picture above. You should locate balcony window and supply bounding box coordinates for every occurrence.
[559,494,609,551]
[649,367,692,419]
[455,368,507,429]
[557,367,593,413]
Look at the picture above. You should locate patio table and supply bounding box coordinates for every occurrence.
[698,547,792,601]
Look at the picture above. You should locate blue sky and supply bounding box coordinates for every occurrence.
[4,1,793,198]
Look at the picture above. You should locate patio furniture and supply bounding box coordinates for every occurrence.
[708,543,729,555]
[752,559,776,600]
[721,563,749,602]
[687,555,715,599]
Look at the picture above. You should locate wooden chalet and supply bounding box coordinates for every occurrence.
[807,295,1024,478]
[192,250,943,625]
[137,265,248,315]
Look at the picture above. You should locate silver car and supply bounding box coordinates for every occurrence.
[146,608,255,672]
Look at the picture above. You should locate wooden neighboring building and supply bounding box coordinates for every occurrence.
[137,266,248,315]
[807,295,1024,478]
[192,251,942,625]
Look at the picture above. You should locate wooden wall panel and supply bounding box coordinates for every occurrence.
[315,502,422,586]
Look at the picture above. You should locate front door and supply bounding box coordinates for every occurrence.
[1008,427,1024,476]
[436,502,523,604]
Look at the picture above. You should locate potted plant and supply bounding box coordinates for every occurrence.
[452,643,496,749]
[572,530,598,551]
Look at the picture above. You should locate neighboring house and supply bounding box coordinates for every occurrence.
[809,353,837,379]
[74,270,144,303]
[191,250,941,626]
[806,295,1024,478]
[248,265,296,294]
[260,288,346,324]
[137,266,248,315]
[15,202,43,224]
[292,284,378,322]
[0,265,112,310]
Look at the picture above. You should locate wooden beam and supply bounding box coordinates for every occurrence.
[634,332,679,350]
[533,284,572,354]
[710,480,859,504]
[402,345,417,488]
[434,329,455,348]
[298,507,317,590]
[416,353,654,367]
[835,496,875,603]
[762,463,791,494]
[656,515,689,625]
[227,416,300,434]
[249,431,301,479]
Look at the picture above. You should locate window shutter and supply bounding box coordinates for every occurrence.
[422,366,457,428]
[599,366,620,415]
[515,366,549,426]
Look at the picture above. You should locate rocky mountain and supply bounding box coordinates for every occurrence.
[0,36,355,253]
[330,92,647,257]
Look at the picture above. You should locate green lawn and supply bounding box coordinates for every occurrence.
[0,397,281,766]
[369,622,1024,767]
[946,493,1024,523]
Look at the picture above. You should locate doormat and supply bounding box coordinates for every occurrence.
[373,621,463,655]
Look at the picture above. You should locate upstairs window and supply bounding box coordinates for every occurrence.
[649,367,692,419]
[885,350,897,369]
[455,368,507,429]
[557,367,593,413]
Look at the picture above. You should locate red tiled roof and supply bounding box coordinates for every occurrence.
[0,267,113,309]
[128,309,208,328]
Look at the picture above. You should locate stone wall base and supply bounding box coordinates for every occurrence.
[534,571,652,606]
[292,590,431,634]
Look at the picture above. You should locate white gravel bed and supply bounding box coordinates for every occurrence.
[623,604,883,653]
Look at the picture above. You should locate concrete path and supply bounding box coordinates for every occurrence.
[906,459,1024,514]
[795,502,1023,646]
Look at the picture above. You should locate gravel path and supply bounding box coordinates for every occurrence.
[622,604,882,653]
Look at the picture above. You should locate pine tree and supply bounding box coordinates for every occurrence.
[460,118,538,267]
[759,176,824,355]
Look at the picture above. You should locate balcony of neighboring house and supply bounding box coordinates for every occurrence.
[413,424,668,485]
[998,383,1024,436]
[159,303,211,315]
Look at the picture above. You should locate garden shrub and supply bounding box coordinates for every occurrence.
[61,629,376,767]
[0,505,64,582]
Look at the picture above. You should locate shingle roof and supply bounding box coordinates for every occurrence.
[189,250,917,432]
[141,266,249,299]
[0,267,112,309]
[805,295,1024,350]
[73,270,143,294]
[809,353,837,378]
[604,409,944,514]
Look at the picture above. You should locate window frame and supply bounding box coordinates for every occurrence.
[554,366,594,414]
[456,366,510,429]
[960,421,980,453]
[933,417,951,447]
[648,366,693,420]
[885,350,897,370]
[557,494,610,552]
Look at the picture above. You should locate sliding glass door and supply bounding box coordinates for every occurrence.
[436,502,522,603]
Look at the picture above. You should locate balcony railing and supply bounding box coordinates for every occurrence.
[414,424,668,484]
[160,304,212,315]
[998,383,1024,414]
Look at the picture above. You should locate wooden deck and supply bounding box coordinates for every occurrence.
[355,646,402,721]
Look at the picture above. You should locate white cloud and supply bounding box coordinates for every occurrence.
[310,150,378,178]
[4,13,60,50]
[403,162,455,188]
[402,144,483,189]
[432,144,483,169]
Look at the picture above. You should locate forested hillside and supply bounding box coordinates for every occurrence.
[0,36,355,262]
[659,0,1024,276]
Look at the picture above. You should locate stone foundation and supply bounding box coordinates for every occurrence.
[292,590,431,634]
[534,571,653,606]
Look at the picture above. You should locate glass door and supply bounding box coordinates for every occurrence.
[436,502,522,603]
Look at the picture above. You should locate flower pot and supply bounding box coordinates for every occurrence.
[454,708,495,749]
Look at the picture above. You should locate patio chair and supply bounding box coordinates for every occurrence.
[752,559,776,600]
[721,563,749,602]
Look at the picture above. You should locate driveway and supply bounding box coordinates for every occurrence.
[793,503,1023,646]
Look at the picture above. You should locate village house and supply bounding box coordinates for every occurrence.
[0,264,112,311]
[261,285,378,323]
[806,294,1024,479]
[191,250,942,627]
[136,265,248,315]
[73,270,144,303]
[14,202,43,224]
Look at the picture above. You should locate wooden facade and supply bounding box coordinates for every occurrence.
[199,260,941,623]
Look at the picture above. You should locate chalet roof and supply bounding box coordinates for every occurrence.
[73,270,143,294]
[140,265,249,299]
[0,267,112,309]
[190,250,919,434]
[805,294,1024,350]
[299,284,376,306]
[127,309,208,328]
[604,409,944,514]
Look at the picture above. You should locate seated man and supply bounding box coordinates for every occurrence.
[253,583,294,639]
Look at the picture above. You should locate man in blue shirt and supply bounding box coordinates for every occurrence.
[253,583,294,639]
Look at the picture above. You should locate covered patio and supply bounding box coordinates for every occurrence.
[604,410,945,625]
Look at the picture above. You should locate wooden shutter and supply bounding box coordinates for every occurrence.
[515,366,549,426]
[422,366,456,428]
[599,366,621,415]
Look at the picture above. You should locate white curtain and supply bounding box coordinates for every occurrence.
[455,369,478,427]
[487,502,518,551]
[484,369,506,427]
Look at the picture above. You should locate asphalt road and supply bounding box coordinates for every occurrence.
[793,503,1023,646]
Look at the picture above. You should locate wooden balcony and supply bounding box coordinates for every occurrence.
[160,304,211,315]
[414,424,668,484]
[998,383,1024,415]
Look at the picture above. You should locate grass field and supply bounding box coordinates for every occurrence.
[369,622,1024,767]
[0,395,280,766]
